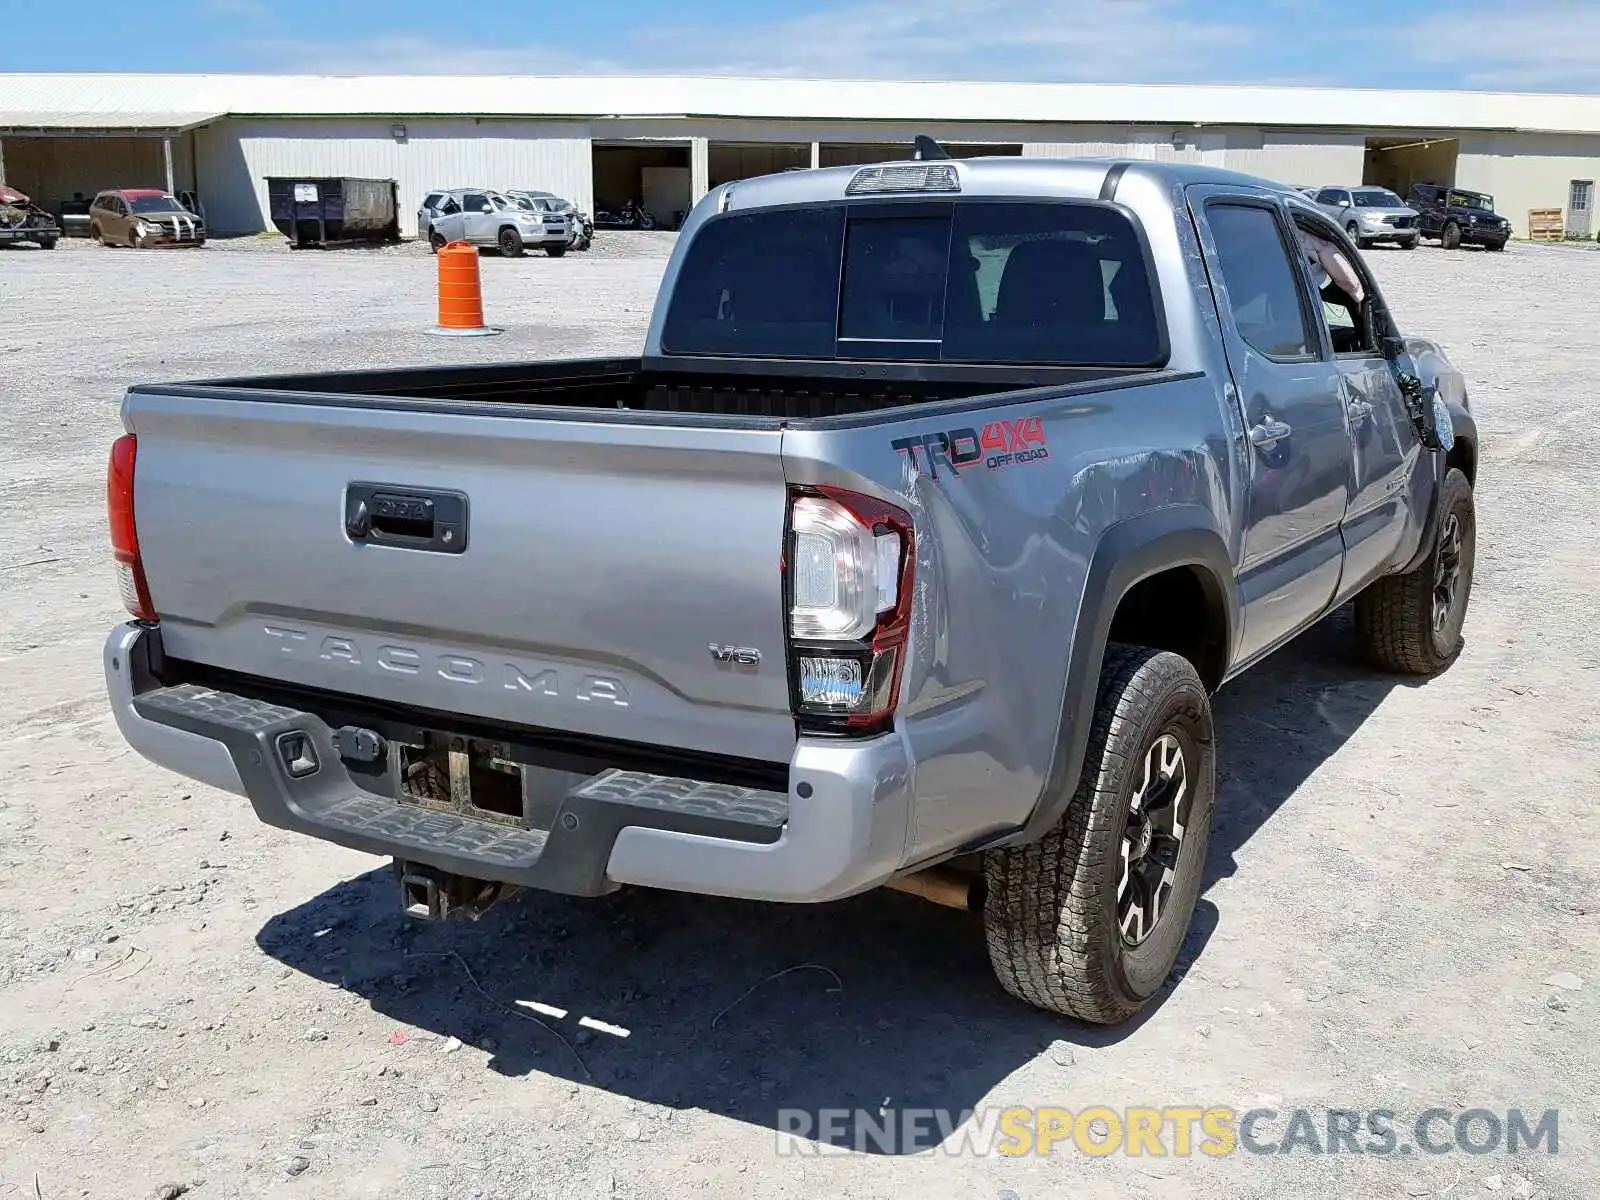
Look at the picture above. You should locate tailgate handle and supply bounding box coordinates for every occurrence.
[344,483,468,554]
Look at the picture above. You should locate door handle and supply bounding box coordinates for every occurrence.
[1249,417,1293,448]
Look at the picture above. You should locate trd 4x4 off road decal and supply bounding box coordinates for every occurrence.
[892,416,1050,478]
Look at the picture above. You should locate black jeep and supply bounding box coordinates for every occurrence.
[1406,182,1511,250]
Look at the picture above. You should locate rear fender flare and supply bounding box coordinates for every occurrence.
[1004,505,1235,847]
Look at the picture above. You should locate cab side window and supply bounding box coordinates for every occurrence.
[1206,203,1316,360]
[439,196,461,215]
[462,194,489,214]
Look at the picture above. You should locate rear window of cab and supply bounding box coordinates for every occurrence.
[661,200,1165,367]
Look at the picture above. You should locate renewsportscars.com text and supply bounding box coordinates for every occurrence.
[773,1106,1559,1158]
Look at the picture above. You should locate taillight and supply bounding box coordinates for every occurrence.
[784,485,914,735]
[107,434,157,622]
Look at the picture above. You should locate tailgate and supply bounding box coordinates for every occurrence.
[126,390,797,763]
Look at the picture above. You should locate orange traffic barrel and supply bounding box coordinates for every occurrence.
[427,240,503,337]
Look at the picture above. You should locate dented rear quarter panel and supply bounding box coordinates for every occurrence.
[777,171,1247,864]
[781,381,1238,865]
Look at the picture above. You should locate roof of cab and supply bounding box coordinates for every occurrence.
[713,155,1303,213]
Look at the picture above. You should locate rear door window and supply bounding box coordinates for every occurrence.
[1204,203,1315,360]
[661,200,1163,366]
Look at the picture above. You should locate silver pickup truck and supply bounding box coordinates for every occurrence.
[104,154,1478,1024]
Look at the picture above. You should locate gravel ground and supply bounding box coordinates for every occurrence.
[0,236,1596,1200]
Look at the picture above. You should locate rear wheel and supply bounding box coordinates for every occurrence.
[1442,221,1462,249]
[498,227,524,257]
[983,645,1215,1023]
[1355,467,1475,674]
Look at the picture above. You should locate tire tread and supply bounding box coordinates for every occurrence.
[983,645,1208,1024]
[1354,468,1473,675]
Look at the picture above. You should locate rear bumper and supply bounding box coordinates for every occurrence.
[105,624,912,903]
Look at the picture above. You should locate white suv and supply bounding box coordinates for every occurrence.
[417,187,571,257]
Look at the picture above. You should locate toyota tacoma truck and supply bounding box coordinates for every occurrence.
[103,153,1478,1024]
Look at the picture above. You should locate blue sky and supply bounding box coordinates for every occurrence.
[3,0,1597,90]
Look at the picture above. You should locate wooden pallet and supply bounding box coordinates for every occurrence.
[1528,208,1565,241]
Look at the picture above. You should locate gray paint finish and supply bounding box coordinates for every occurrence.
[110,156,1470,899]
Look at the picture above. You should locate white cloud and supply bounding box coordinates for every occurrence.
[242,0,1600,91]
[244,0,1264,82]
[244,35,616,75]
[1401,3,1600,89]
[640,0,1259,82]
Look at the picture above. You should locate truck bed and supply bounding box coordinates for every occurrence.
[179,355,1158,424]
[122,352,1181,769]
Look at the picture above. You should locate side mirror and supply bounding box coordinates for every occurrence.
[1411,385,1455,452]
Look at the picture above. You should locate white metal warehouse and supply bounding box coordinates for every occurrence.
[2,73,1598,239]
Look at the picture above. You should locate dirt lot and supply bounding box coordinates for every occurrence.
[1,234,1596,1200]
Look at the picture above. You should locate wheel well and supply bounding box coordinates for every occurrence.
[1446,436,1476,485]
[1106,566,1230,691]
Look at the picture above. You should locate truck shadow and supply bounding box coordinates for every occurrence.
[255,603,1420,1154]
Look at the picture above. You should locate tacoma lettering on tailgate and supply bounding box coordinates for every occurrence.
[261,625,630,706]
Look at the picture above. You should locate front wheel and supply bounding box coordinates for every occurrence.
[1442,221,1462,249]
[546,244,566,258]
[498,227,525,257]
[1486,239,1506,252]
[1346,222,1367,249]
[983,645,1215,1024]
[428,229,446,254]
[1355,467,1476,674]
[39,237,57,250]
[1402,236,1418,250]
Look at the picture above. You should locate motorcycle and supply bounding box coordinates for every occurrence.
[567,209,594,250]
[593,199,658,231]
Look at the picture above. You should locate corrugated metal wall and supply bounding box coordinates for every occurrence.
[185,114,1597,241]
[1458,131,1600,236]
[1223,130,1365,189]
[1025,125,1362,188]
[195,117,592,235]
